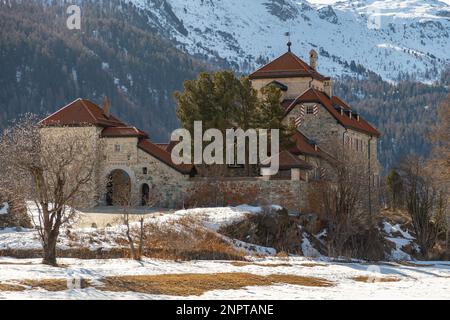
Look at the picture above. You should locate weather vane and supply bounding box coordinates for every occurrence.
[285,31,292,52]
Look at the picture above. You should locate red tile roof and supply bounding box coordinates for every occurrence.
[40,98,126,127]
[102,127,148,138]
[138,139,195,175]
[249,51,330,81]
[289,131,324,158]
[40,98,194,175]
[155,143,170,151]
[261,150,313,171]
[285,88,380,137]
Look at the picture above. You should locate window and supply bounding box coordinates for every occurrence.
[306,106,315,114]
[114,144,121,152]
[143,167,148,175]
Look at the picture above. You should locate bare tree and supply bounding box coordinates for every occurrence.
[427,95,449,256]
[400,156,440,259]
[307,140,382,259]
[112,178,158,261]
[0,115,103,266]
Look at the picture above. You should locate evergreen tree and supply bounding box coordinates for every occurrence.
[257,86,295,149]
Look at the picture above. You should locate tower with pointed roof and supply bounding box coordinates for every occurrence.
[250,42,333,99]
[249,43,381,190]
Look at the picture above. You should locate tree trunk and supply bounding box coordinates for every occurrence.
[42,233,58,266]
[138,218,144,259]
[124,214,139,260]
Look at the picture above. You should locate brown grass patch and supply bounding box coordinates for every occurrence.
[0,283,26,292]
[300,263,328,268]
[139,218,246,261]
[352,276,401,283]
[0,248,130,260]
[20,279,69,291]
[1,273,333,295]
[230,262,292,267]
[97,273,333,296]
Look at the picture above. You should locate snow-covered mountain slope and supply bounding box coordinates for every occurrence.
[131,0,450,81]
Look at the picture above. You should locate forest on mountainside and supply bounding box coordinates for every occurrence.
[335,70,449,171]
[0,0,209,141]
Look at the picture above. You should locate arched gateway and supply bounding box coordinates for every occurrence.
[106,169,131,206]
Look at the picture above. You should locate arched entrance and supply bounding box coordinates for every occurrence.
[141,183,150,206]
[106,169,131,206]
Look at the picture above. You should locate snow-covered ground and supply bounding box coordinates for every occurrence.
[1,203,448,300]
[0,257,449,300]
[0,204,277,254]
[0,203,423,260]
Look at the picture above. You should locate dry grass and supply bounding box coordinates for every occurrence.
[1,273,333,295]
[352,276,401,283]
[139,217,246,261]
[230,262,292,267]
[300,263,328,268]
[0,248,130,260]
[20,279,71,291]
[97,273,334,296]
[0,278,91,292]
[0,283,26,292]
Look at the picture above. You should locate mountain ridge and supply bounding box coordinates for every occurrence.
[128,0,449,82]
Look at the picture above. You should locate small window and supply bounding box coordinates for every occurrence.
[114,144,121,152]
[127,154,131,161]
[143,167,148,175]
[306,106,315,114]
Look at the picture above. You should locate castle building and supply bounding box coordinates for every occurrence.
[39,45,380,211]
[250,44,381,184]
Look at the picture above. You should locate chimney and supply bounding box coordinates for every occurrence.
[103,96,111,118]
[309,49,318,70]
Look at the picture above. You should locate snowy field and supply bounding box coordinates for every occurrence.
[1,203,449,300]
[0,257,449,300]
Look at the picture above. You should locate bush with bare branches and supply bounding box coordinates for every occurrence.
[399,156,444,259]
[307,140,384,260]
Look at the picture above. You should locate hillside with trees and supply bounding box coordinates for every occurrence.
[335,71,449,171]
[0,0,208,141]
